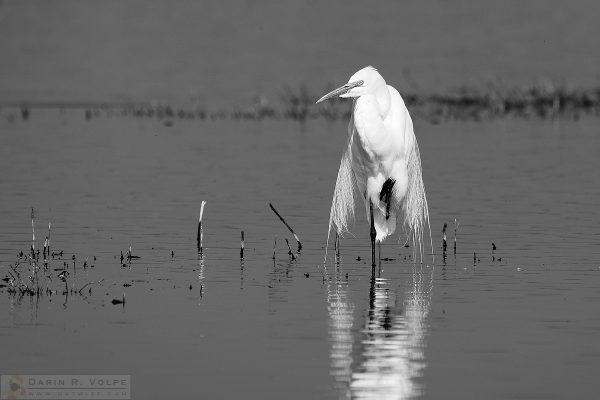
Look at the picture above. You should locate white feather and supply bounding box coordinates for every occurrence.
[329,117,358,236]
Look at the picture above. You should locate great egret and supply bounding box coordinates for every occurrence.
[316,66,432,267]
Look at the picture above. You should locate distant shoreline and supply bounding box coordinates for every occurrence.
[2,83,599,123]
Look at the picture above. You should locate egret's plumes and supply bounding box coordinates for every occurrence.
[403,132,431,260]
[319,66,433,263]
[328,128,356,236]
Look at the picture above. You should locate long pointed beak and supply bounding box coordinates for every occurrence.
[315,80,364,104]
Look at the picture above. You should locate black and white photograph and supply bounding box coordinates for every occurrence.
[1,1,599,399]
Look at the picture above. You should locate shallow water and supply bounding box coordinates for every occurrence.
[1,113,599,399]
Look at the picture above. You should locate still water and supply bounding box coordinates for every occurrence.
[1,113,599,399]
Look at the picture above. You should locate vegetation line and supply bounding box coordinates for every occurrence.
[2,82,599,123]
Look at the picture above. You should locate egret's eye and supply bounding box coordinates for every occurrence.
[347,80,364,89]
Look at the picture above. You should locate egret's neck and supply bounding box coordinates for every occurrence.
[374,83,391,119]
[354,84,391,121]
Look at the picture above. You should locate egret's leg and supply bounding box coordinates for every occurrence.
[378,240,381,269]
[370,201,376,269]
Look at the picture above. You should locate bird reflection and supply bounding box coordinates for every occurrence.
[327,262,354,395]
[327,263,434,400]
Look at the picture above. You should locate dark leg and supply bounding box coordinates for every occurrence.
[370,200,376,269]
[380,178,396,220]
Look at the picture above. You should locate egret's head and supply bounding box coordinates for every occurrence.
[315,66,385,104]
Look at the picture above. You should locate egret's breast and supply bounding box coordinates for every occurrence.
[351,96,406,179]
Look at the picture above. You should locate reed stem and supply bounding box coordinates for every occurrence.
[240,230,245,259]
[197,201,207,253]
[269,203,302,251]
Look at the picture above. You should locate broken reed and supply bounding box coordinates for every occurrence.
[240,230,245,259]
[442,223,448,254]
[269,203,302,251]
[43,222,52,260]
[442,219,459,264]
[29,208,54,263]
[30,208,35,257]
[197,200,207,254]
[122,245,140,264]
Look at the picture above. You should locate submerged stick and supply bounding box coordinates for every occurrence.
[240,231,245,259]
[269,203,302,251]
[111,293,125,306]
[197,201,207,253]
[272,235,277,260]
[78,279,105,295]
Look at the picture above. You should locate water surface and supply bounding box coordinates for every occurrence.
[1,114,599,399]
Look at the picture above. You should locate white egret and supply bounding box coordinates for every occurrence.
[316,66,432,266]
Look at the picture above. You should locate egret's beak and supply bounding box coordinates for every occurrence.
[315,80,364,104]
